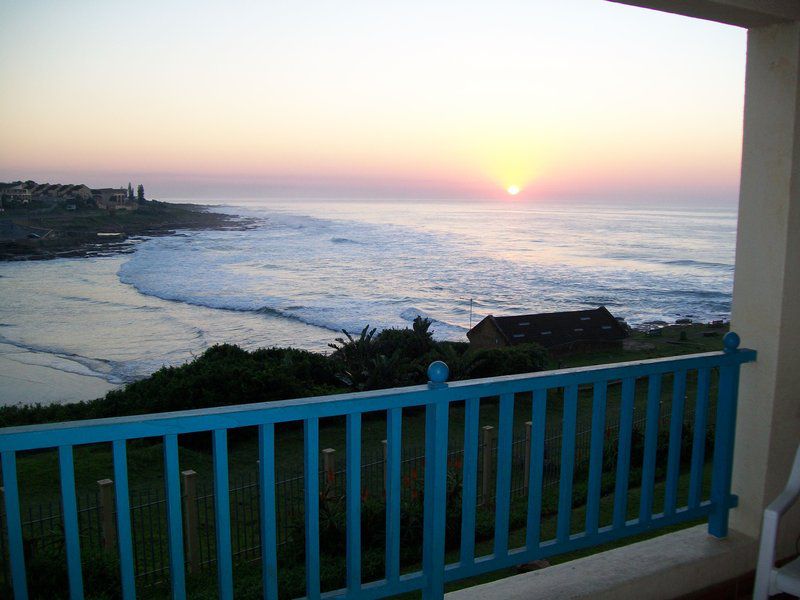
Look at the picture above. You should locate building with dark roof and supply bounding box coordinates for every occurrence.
[467,306,628,353]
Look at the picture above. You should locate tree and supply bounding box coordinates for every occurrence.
[127,182,134,201]
[137,184,145,202]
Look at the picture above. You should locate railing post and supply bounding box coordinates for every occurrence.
[481,425,494,504]
[97,478,117,552]
[422,361,450,600]
[181,470,201,574]
[709,332,743,537]
[524,421,532,493]
[322,448,336,486]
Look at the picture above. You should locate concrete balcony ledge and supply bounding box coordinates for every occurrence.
[446,525,759,600]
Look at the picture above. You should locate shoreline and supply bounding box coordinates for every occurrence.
[0,201,253,261]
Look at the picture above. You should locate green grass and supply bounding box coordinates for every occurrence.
[155,462,713,599]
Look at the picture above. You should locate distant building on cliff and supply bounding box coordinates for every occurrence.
[467,306,628,353]
[93,187,137,210]
[0,181,139,211]
[0,183,32,206]
[21,181,93,202]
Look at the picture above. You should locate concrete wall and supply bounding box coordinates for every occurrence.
[730,20,800,558]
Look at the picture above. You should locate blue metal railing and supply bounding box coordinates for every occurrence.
[0,333,755,599]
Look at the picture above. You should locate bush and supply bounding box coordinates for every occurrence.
[468,343,548,379]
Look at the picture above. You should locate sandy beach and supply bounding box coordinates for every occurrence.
[0,341,118,406]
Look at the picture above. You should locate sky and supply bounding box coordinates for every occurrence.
[0,1,747,202]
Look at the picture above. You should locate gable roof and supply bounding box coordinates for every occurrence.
[468,306,628,349]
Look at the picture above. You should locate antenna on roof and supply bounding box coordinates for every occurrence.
[469,298,473,329]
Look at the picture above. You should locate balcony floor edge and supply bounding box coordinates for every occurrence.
[445,525,758,600]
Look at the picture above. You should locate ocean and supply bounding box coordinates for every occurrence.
[0,199,737,406]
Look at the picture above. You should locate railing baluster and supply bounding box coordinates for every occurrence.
[213,430,233,600]
[710,337,743,537]
[639,374,662,524]
[612,377,636,529]
[556,386,578,543]
[422,398,449,600]
[346,413,361,593]
[385,407,402,584]
[304,417,320,599]
[1,451,27,600]
[258,424,279,600]
[689,368,711,508]
[459,398,479,566]
[112,440,136,600]
[493,393,515,556]
[525,389,547,550]
[58,445,84,599]
[585,382,607,536]
[664,370,687,516]
[163,434,186,599]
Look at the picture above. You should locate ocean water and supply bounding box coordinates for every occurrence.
[0,199,736,405]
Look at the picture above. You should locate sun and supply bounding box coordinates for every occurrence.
[506,185,520,196]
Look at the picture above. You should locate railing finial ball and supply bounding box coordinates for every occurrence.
[427,360,449,386]
[723,331,740,353]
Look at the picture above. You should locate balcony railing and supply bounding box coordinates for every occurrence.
[0,333,755,599]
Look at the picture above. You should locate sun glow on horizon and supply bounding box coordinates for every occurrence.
[0,1,746,200]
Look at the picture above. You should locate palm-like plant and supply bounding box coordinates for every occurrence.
[328,325,378,389]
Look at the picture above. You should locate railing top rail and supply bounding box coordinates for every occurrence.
[0,346,755,452]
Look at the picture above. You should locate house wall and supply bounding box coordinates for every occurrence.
[467,320,507,349]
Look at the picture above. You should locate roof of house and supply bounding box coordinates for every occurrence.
[468,306,628,349]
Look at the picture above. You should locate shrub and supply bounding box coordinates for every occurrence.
[468,343,548,379]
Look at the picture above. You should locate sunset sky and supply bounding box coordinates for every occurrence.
[0,1,746,202]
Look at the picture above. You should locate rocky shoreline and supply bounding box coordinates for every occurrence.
[0,201,253,261]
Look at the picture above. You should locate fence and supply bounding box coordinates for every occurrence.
[0,388,698,591]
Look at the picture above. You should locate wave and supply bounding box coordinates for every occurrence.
[113,202,734,341]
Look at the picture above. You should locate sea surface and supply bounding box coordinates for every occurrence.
[0,199,737,406]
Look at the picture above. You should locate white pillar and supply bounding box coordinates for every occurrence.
[730,21,800,558]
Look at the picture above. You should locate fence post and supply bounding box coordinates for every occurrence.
[97,479,116,552]
[709,333,743,537]
[481,425,494,503]
[181,470,201,574]
[322,448,336,485]
[381,439,388,488]
[524,421,532,493]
